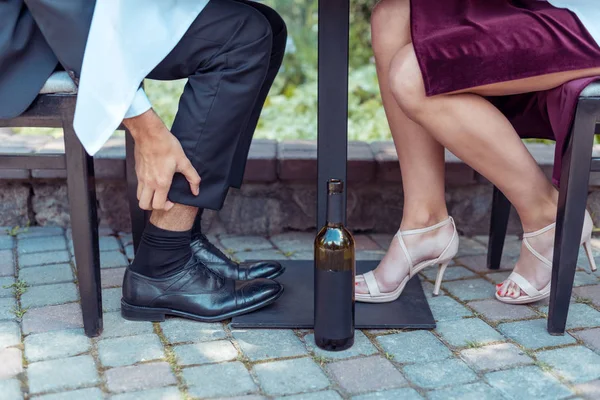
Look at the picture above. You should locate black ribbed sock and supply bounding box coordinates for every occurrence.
[129,223,192,278]
[191,208,204,241]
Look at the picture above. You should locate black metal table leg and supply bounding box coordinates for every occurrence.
[62,100,102,338]
[125,131,145,253]
[548,98,598,335]
[317,0,350,228]
[487,186,511,270]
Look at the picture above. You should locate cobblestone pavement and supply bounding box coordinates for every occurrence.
[1,227,600,399]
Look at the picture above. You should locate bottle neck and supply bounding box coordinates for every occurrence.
[327,192,344,226]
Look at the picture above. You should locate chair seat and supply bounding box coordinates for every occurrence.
[39,71,77,95]
[581,81,600,98]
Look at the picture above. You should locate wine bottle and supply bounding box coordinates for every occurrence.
[314,179,355,351]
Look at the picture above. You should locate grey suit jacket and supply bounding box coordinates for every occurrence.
[0,0,95,119]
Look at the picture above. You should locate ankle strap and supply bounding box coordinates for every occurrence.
[399,217,454,237]
[523,222,556,239]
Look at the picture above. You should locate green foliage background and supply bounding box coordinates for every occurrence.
[146,0,390,142]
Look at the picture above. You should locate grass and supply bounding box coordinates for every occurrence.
[465,341,484,349]
[6,224,28,237]
[3,280,28,300]
[575,297,593,305]
[11,305,29,319]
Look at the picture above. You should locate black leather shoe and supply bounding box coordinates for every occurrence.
[191,234,285,280]
[120,257,283,322]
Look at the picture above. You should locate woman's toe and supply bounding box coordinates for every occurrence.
[355,278,369,295]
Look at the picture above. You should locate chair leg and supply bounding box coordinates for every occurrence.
[487,186,511,270]
[63,117,102,338]
[548,99,597,335]
[125,130,146,253]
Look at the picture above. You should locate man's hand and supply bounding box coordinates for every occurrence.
[123,110,200,211]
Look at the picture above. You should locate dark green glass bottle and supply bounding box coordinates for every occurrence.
[314,179,355,351]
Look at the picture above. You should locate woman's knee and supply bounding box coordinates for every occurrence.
[388,45,427,117]
[371,0,411,55]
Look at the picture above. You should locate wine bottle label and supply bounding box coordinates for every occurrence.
[314,269,355,340]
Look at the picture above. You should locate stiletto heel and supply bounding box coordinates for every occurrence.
[583,240,597,272]
[356,217,459,303]
[433,260,451,296]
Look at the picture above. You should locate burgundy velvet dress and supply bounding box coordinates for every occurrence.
[411,0,600,185]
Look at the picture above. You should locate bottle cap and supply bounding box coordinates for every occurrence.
[328,179,343,194]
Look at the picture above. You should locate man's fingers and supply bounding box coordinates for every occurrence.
[152,188,170,211]
[139,187,154,211]
[137,182,143,201]
[178,160,201,196]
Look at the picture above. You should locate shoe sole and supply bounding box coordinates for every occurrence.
[120,286,284,323]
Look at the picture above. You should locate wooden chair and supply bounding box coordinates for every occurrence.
[487,81,600,335]
[0,71,142,337]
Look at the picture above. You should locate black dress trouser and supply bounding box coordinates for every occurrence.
[148,0,287,210]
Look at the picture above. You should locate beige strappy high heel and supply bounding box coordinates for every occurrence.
[496,210,597,305]
[356,217,459,303]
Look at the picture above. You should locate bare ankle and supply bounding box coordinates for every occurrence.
[518,191,558,232]
[400,209,449,230]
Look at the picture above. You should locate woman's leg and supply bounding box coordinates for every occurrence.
[389,43,600,298]
[356,0,452,295]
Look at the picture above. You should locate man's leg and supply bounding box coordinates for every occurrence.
[121,0,284,322]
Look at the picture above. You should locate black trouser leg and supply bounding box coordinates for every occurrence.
[147,0,276,210]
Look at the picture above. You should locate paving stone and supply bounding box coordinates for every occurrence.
[460,342,533,372]
[270,232,314,253]
[17,227,63,239]
[574,285,600,308]
[18,264,73,286]
[498,319,576,350]
[427,382,506,400]
[100,251,129,269]
[356,251,385,261]
[351,388,423,400]
[457,255,514,273]
[102,287,122,312]
[436,318,504,348]
[539,304,600,329]
[101,267,126,288]
[428,295,472,322]
[119,232,133,246]
[377,330,451,363]
[0,250,15,276]
[160,319,226,344]
[485,271,511,284]
[35,388,104,400]
[255,357,329,396]
[304,330,377,359]
[0,347,22,379]
[102,311,154,338]
[573,328,600,353]
[100,236,122,251]
[21,282,78,309]
[110,387,182,400]
[369,234,394,250]
[174,340,238,366]
[353,235,381,251]
[219,235,274,252]
[573,271,600,287]
[22,303,83,334]
[485,365,573,399]
[575,380,600,400]
[28,355,99,394]
[24,328,90,362]
[19,250,70,268]
[421,266,476,282]
[185,362,257,398]
[234,249,286,262]
[233,329,307,361]
[468,299,538,322]
[537,346,600,383]
[279,390,343,400]
[289,251,314,260]
[327,356,406,394]
[443,279,495,301]
[0,379,23,400]
[98,333,164,367]
[0,235,14,250]
[18,236,67,254]
[222,396,267,400]
[105,362,176,393]
[0,321,20,349]
[0,276,15,297]
[456,238,488,257]
[402,358,477,389]
[0,297,16,321]
[124,244,135,260]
